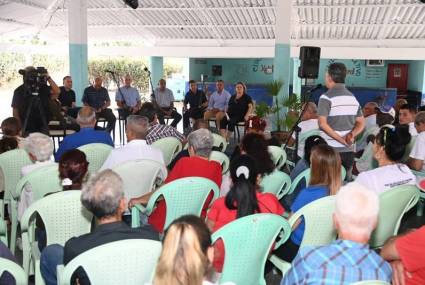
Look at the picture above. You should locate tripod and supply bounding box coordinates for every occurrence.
[21,90,49,136]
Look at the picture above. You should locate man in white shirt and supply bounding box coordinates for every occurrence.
[363,102,378,130]
[288,102,319,158]
[398,103,418,137]
[100,115,165,171]
[408,111,425,172]
[152,79,182,128]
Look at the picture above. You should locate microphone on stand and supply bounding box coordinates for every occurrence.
[104,70,115,74]
[143,67,151,74]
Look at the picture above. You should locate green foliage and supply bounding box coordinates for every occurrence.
[265,80,284,131]
[0,53,26,87]
[255,102,270,118]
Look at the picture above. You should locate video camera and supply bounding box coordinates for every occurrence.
[18,66,48,96]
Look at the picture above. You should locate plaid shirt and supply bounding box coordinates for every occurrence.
[281,240,392,285]
[146,123,185,145]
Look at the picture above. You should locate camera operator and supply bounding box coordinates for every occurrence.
[11,66,60,135]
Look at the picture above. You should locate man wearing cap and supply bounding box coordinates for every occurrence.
[318,63,365,179]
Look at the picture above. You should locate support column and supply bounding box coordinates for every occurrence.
[68,0,88,106]
[292,58,302,97]
[149,56,164,90]
[421,62,425,106]
[272,0,292,130]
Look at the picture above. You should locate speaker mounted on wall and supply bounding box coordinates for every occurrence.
[298,46,321,79]
[212,65,222,76]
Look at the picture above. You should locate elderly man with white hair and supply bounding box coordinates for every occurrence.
[281,182,392,285]
[18,132,55,219]
[39,170,159,285]
[54,106,114,161]
[128,128,222,233]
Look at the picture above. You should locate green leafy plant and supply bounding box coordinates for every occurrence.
[255,102,270,118]
[265,80,284,131]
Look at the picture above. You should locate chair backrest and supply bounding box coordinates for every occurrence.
[209,151,230,174]
[144,177,219,229]
[15,164,61,201]
[0,149,32,201]
[113,159,167,200]
[268,146,287,169]
[298,129,320,145]
[0,219,7,245]
[351,281,391,285]
[59,239,161,285]
[151,137,182,166]
[369,185,419,248]
[21,191,93,246]
[289,196,337,248]
[0,258,27,285]
[211,214,291,285]
[261,170,291,200]
[288,168,310,196]
[212,133,228,152]
[77,143,113,176]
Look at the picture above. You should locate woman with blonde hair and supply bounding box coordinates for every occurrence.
[153,215,233,285]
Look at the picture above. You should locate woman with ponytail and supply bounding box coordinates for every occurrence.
[153,215,234,285]
[206,155,284,272]
[59,149,89,190]
[355,125,415,193]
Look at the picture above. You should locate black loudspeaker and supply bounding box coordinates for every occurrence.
[298,46,321,79]
[212,65,222,76]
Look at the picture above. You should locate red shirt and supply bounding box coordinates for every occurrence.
[148,156,222,232]
[207,192,284,271]
[396,226,425,285]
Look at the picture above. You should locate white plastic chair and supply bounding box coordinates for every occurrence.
[268,146,287,169]
[209,151,230,174]
[151,137,182,166]
[212,133,228,152]
[112,159,167,199]
[20,191,93,277]
[0,258,27,285]
[57,239,162,285]
[77,143,113,176]
[261,170,291,200]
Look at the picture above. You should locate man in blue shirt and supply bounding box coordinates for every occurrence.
[203,80,231,128]
[281,182,392,285]
[82,77,116,134]
[54,107,114,161]
[115,74,141,120]
[183,80,207,130]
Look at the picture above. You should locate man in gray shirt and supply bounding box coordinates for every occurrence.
[318,63,365,179]
[152,79,182,128]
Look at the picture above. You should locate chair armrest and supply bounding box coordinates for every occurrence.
[269,254,291,276]
[130,204,147,228]
[56,265,64,285]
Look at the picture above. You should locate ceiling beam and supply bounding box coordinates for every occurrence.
[48,24,275,29]
[84,6,275,12]
[7,0,45,9]
[293,3,424,9]
[0,17,32,26]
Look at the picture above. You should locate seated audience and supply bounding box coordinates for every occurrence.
[129,129,221,233]
[206,155,284,272]
[47,90,79,132]
[381,226,425,285]
[54,106,113,161]
[115,74,142,120]
[219,82,253,141]
[139,102,185,145]
[152,79,182,128]
[285,135,327,207]
[18,132,54,219]
[287,102,319,158]
[395,98,408,124]
[153,215,234,285]
[0,241,19,285]
[203,80,231,129]
[0,117,21,154]
[355,125,415,194]
[40,170,159,285]
[59,149,89,190]
[100,115,165,171]
[183,80,208,131]
[281,182,392,284]
[408,111,425,172]
[277,144,342,262]
[364,102,378,128]
[398,103,418,137]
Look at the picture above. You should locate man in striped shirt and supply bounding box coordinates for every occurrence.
[281,182,392,285]
[318,63,365,179]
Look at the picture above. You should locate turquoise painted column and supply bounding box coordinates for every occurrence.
[149,56,164,89]
[421,61,425,106]
[292,58,302,97]
[68,0,88,106]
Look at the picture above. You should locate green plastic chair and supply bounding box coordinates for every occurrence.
[284,129,320,168]
[211,213,291,285]
[21,191,93,277]
[77,143,113,176]
[269,196,337,275]
[287,168,311,196]
[261,170,291,200]
[268,146,287,170]
[57,239,161,285]
[351,281,391,285]
[131,177,219,229]
[212,133,228,152]
[11,164,61,253]
[369,185,419,248]
[112,159,167,200]
[151,137,182,166]
[0,258,27,285]
[412,169,425,216]
[209,151,230,174]
[0,149,32,245]
[0,218,7,246]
